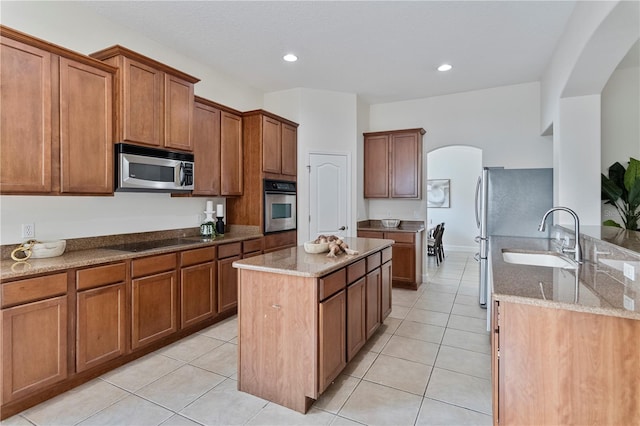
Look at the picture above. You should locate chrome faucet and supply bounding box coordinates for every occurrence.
[538,206,582,264]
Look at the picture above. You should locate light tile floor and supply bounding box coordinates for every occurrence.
[3,251,492,426]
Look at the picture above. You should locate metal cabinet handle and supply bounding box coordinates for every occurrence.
[271,304,281,309]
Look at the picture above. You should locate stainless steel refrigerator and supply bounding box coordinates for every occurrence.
[475,167,553,307]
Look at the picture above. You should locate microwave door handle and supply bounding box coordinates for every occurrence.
[179,162,185,187]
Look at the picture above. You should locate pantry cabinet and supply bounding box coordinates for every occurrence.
[1,26,115,195]
[131,253,178,350]
[363,128,425,199]
[75,263,127,373]
[90,45,199,152]
[192,97,243,196]
[1,273,68,403]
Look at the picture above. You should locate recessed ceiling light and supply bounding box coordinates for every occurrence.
[283,53,298,62]
[437,63,452,72]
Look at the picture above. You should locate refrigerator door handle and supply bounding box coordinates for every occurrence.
[474,175,481,229]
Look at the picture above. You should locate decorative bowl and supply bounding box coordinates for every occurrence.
[304,241,330,254]
[381,219,400,228]
[30,240,66,258]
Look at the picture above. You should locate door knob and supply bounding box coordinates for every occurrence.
[339,226,346,231]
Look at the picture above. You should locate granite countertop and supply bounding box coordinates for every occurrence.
[233,237,394,278]
[357,220,425,233]
[490,236,639,320]
[1,227,262,281]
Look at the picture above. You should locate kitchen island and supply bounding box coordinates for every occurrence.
[489,236,640,426]
[232,237,394,413]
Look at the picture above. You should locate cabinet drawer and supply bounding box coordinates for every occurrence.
[181,246,216,267]
[347,259,366,284]
[319,268,346,301]
[384,232,414,244]
[242,238,263,254]
[131,253,177,278]
[381,246,392,264]
[366,252,381,272]
[263,231,297,251]
[218,242,241,259]
[357,231,382,239]
[77,262,126,291]
[2,273,67,307]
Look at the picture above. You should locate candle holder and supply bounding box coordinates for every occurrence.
[216,216,225,235]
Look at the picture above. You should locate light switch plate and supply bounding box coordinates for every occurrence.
[623,295,635,311]
[623,262,635,280]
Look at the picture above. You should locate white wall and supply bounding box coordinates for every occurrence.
[0,1,264,245]
[265,89,359,244]
[427,146,482,252]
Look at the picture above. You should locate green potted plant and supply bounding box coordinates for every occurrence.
[601,157,640,230]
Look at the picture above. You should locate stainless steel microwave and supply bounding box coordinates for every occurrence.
[115,143,194,192]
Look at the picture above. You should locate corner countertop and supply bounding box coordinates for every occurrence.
[1,228,262,281]
[490,236,639,320]
[233,237,394,278]
[357,220,425,233]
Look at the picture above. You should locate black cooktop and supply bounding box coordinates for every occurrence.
[104,238,198,252]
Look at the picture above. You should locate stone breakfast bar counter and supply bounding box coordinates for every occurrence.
[232,237,394,413]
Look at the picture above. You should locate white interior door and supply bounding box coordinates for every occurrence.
[309,153,350,239]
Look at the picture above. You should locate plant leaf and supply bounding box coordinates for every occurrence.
[624,157,640,192]
[628,176,640,208]
[603,219,622,228]
[609,162,626,189]
[601,174,623,202]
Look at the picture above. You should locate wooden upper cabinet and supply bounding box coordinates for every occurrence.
[59,57,113,194]
[363,128,425,199]
[0,35,52,193]
[281,123,297,177]
[0,26,116,195]
[193,99,221,196]
[220,110,243,196]
[262,116,282,174]
[90,45,199,151]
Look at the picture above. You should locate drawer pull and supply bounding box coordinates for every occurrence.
[272,304,281,309]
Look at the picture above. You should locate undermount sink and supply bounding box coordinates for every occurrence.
[502,249,578,269]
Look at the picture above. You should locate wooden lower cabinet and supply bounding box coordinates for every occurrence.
[346,277,366,361]
[365,268,381,339]
[180,261,216,329]
[493,300,640,425]
[263,230,297,253]
[2,296,68,403]
[131,254,178,350]
[381,260,392,320]
[319,290,346,393]
[218,242,242,314]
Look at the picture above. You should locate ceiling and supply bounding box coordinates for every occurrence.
[79,1,580,104]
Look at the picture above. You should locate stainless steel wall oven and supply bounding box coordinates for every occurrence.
[263,179,297,234]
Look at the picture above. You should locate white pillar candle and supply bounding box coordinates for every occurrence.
[206,201,214,212]
[216,204,224,217]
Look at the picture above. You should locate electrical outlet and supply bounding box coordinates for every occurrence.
[623,295,635,311]
[624,262,635,280]
[21,223,35,239]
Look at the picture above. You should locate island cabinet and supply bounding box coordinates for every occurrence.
[130,253,178,350]
[236,240,393,413]
[180,247,217,329]
[363,128,425,199]
[90,45,199,152]
[357,230,422,290]
[1,26,116,195]
[192,96,244,196]
[75,262,127,373]
[1,273,68,404]
[492,300,640,426]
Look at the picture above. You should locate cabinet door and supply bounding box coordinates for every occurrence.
[59,57,113,194]
[363,135,389,198]
[365,268,381,339]
[0,37,52,193]
[122,57,163,147]
[2,296,67,403]
[131,270,177,350]
[193,101,221,195]
[319,289,346,393]
[164,73,194,151]
[281,122,297,177]
[390,242,415,285]
[76,282,126,372]
[181,261,216,329]
[347,277,366,361]
[262,115,282,174]
[381,260,392,320]
[218,254,241,313]
[221,111,243,196]
[390,132,421,198]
